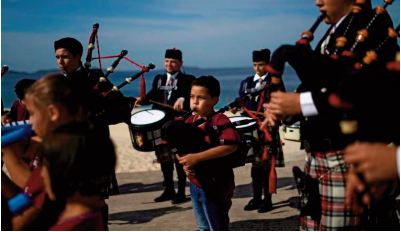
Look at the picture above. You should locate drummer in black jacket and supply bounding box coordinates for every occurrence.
[235,49,284,213]
[136,48,195,204]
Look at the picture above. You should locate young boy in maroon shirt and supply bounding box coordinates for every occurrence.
[176,75,241,230]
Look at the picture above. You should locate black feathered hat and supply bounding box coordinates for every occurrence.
[165,48,182,61]
[252,49,270,63]
[54,37,83,57]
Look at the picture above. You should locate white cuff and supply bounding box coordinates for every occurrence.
[300,92,318,116]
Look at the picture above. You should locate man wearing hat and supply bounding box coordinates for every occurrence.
[234,49,284,213]
[136,48,195,204]
[54,37,135,229]
[54,37,134,126]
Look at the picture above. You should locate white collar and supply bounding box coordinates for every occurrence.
[253,73,267,82]
[331,14,348,34]
[167,72,179,80]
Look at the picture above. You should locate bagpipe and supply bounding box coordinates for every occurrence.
[161,107,257,170]
[266,0,397,91]
[223,96,283,193]
[84,23,99,70]
[83,23,155,97]
[264,0,398,133]
[326,0,400,141]
[0,23,158,147]
[160,102,281,192]
[264,13,325,90]
[78,23,156,125]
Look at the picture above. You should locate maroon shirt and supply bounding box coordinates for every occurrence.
[49,210,104,231]
[8,100,29,121]
[184,112,240,187]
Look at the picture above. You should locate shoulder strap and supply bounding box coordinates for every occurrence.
[156,75,163,89]
[204,113,238,145]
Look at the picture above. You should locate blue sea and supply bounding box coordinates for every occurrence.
[1,66,300,110]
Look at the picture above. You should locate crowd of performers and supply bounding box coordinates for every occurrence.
[1,0,400,230]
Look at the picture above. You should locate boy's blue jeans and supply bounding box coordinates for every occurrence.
[189,180,234,231]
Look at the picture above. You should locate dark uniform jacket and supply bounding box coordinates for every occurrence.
[64,65,134,126]
[145,71,195,118]
[239,74,286,111]
[295,9,399,151]
[239,75,269,111]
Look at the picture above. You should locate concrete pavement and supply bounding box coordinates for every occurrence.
[108,141,306,231]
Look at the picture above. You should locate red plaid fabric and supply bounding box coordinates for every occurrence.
[299,150,362,230]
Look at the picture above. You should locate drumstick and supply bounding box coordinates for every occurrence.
[149,100,264,116]
[247,110,265,117]
[148,100,186,112]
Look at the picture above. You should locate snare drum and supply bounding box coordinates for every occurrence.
[129,109,167,152]
[229,116,260,162]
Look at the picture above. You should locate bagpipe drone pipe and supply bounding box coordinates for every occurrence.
[264,0,399,141]
[265,0,398,94]
[1,23,157,148]
[80,23,155,125]
[326,2,400,145]
[90,61,155,125]
[328,49,400,145]
[163,98,281,193]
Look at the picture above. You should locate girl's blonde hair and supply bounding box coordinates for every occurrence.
[26,73,85,119]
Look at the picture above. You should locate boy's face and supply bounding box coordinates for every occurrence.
[253,61,267,76]
[55,48,81,74]
[315,0,353,24]
[190,85,218,117]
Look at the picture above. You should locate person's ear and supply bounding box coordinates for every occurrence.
[212,96,219,106]
[47,104,61,122]
[177,60,183,68]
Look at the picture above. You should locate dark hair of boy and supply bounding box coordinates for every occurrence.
[54,37,83,57]
[14,79,36,100]
[191,75,220,98]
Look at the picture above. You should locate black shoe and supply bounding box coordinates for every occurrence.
[257,200,273,213]
[244,198,262,211]
[171,194,190,204]
[154,190,175,202]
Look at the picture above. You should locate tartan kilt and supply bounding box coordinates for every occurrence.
[299,150,362,230]
[251,128,285,167]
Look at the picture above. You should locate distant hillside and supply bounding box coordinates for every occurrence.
[1,65,300,109]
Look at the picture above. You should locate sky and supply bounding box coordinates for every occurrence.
[1,0,400,72]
